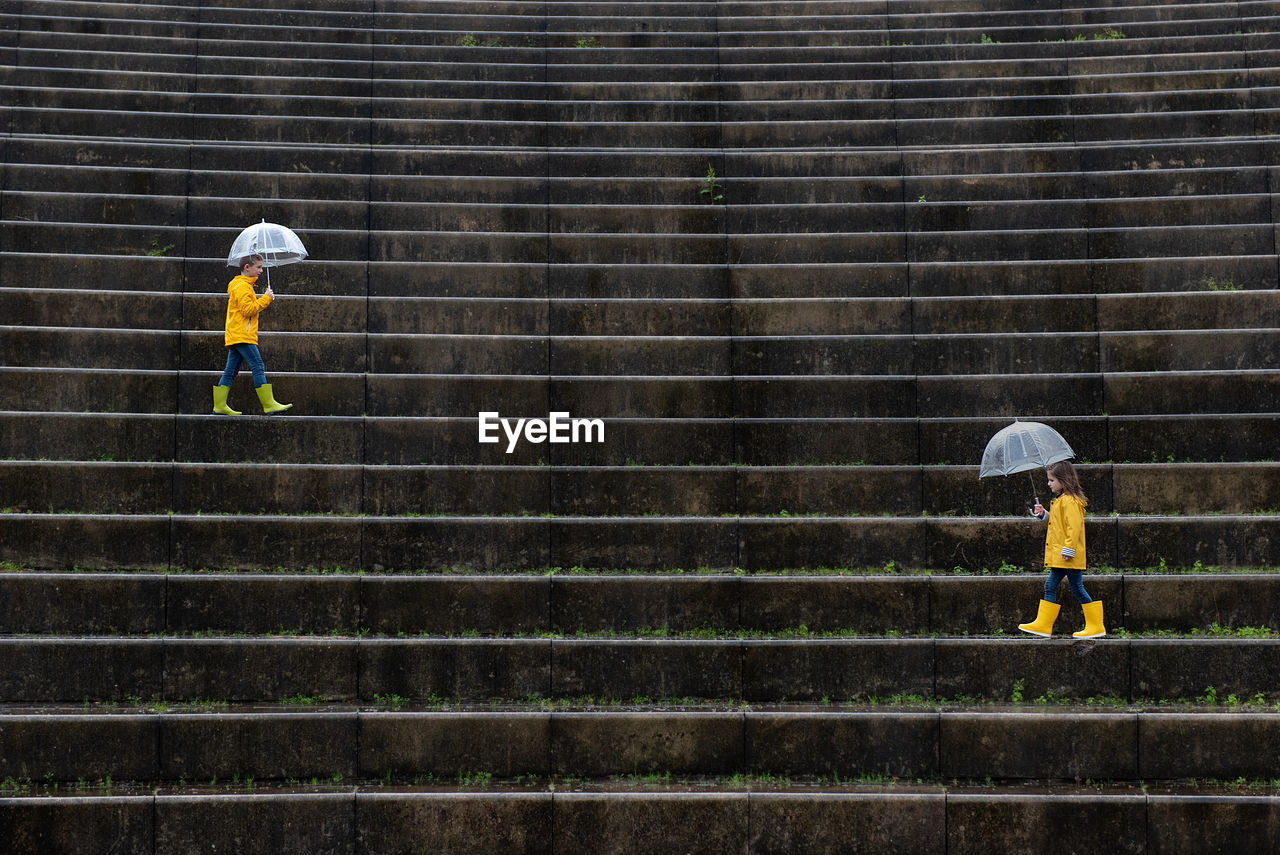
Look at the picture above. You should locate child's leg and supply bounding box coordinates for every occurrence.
[238,344,268,388]
[1043,568,1067,603]
[217,346,243,387]
[1064,570,1093,604]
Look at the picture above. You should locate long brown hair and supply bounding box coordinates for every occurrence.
[1047,460,1087,505]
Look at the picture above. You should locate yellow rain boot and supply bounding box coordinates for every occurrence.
[212,385,240,416]
[1018,599,1060,637]
[1073,600,1106,638]
[255,383,292,414]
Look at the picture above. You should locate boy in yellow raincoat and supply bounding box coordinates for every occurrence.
[212,254,292,414]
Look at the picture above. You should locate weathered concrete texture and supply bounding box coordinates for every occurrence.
[0,514,170,570]
[170,516,364,572]
[360,713,551,779]
[1113,463,1280,515]
[551,518,738,570]
[739,518,927,570]
[5,511,1272,572]
[1122,575,1280,631]
[1117,515,1280,569]
[10,708,1280,786]
[553,793,749,855]
[10,571,1278,637]
[161,713,359,782]
[936,638,1130,702]
[1146,796,1280,854]
[1140,714,1280,780]
[162,639,359,702]
[1130,639,1280,700]
[748,793,947,855]
[553,639,742,699]
[550,712,743,776]
[0,715,158,782]
[941,712,1138,780]
[747,712,937,779]
[742,576,931,633]
[356,792,555,855]
[155,793,356,855]
[553,576,738,632]
[6,790,1280,854]
[0,573,165,634]
[0,797,155,855]
[167,575,360,634]
[9,632,1280,704]
[0,638,163,702]
[364,517,551,571]
[360,575,550,636]
[359,638,552,702]
[946,794,1147,855]
[744,639,934,701]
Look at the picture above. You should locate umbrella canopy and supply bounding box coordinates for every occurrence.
[979,420,1075,479]
[226,220,308,268]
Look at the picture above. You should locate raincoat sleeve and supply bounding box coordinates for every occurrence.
[232,282,271,317]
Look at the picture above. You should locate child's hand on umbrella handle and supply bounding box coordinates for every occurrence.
[265,286,274,299]
[1032,502,1045,517]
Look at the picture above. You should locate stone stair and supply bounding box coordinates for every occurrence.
[3,0,1280,851]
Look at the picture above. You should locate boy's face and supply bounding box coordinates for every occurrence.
[243,259,264,277]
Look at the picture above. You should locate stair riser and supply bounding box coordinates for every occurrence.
[2,637,1277,702]
[3,712,1277,785]
[31,326,1278,376]
[2,790,1275,855]
[8,571,1274,636]
[8,510,1277,571]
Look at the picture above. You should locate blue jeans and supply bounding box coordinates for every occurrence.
[218,343,266,388]
[1044,568,1092,605]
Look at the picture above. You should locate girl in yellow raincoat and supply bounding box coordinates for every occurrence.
[1017,460,1105,638]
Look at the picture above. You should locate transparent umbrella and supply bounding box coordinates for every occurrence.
[979,419,1075,505]
[226,220,308,289]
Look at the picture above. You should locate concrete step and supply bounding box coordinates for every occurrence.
[3,786,1277,855]
[3,706,1279,786]
[2,510,1277,571]
[4,459,1279,518]
[4,364,1278,419]
[1,634,1279,702]
[7,324,1280,376]
[5,248,1274,300]
[4,572,1279,637]
[2,409,1276,467]
[6,130,1275,181]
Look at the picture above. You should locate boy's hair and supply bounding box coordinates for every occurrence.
[240,253,265,270]
[1047,460,1087,505]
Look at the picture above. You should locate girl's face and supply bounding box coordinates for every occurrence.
[1046,473,1062,495]
[243,259,264,278]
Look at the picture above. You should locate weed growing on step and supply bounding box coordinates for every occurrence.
[700,163,724,203]
[458,770,493,788]
[1205,276,1243,291]
[574,36,599,48]
[146,236,174,257]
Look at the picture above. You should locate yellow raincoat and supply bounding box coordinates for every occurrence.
[1043,492,1086,570]
[223,273,272,346]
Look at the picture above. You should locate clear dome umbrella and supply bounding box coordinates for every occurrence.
[226,220,308,289]
[979,419,1075,506]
